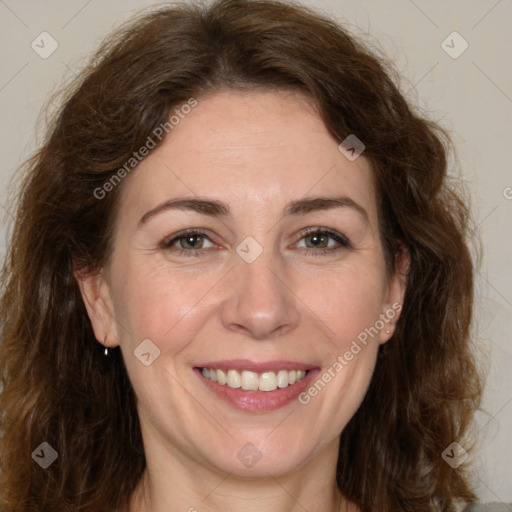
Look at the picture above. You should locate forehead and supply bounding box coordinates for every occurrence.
[119,90,378,225]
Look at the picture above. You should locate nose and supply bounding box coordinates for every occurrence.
[220,248,300,340]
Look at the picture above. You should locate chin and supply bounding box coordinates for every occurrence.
[197,434,320,478]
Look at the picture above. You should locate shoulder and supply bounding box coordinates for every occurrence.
[463,504,512,511]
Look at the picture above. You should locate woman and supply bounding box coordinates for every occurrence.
[0,0,492,510]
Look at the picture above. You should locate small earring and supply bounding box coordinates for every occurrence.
[385,329,391,334]
[103,334,111,357]
[99,334,113,374]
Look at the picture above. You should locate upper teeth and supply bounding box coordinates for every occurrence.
[201,368,307,392]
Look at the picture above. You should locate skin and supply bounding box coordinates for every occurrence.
[77,90,408,512]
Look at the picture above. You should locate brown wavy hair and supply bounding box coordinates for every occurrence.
[0,0,483,510]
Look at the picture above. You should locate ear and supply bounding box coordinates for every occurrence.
[74,265,119,348]
[379,244,409,344]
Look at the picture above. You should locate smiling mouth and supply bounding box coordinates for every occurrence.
[200,368,309,392]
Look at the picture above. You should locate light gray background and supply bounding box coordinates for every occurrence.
[0,0,511,505]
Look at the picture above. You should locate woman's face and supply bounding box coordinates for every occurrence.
[80,90,405,478]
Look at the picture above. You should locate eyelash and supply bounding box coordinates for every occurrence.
[160,227,352,258]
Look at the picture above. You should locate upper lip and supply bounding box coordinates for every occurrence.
[195,359,317,373]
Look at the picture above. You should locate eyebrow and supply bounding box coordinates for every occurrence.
[138,195,369,226]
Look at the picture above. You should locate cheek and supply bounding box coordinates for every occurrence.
[111,257,210,354]
[111,240,388,359]
[303,261,388,350]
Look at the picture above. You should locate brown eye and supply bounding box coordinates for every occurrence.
[176,234,206,250]
[161,230,216,256]
[295,229,351,255]
[304,232,331,249]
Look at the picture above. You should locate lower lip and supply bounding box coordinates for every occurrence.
[195,368,320,412]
